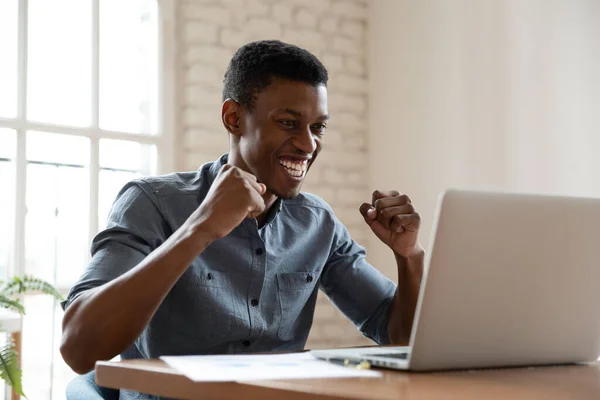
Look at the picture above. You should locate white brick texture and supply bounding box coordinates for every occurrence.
[175,0,373,349]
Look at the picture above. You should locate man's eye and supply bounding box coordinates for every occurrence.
[312,124,327,132]
[279,120,296,128]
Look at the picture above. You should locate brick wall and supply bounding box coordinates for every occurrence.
[175,0,372,348]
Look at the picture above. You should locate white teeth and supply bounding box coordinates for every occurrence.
[279,158,308,178]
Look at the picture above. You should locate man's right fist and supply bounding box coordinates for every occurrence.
[190,164,266,240]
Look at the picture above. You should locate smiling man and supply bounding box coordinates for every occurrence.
[60,40,425,398]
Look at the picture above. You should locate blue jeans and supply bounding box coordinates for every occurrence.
[65,371,120,400]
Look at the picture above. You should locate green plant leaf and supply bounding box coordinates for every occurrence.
[0,274,61,398]
[0,295,25,315]
[0,339,25,397]
[0,275,63,301]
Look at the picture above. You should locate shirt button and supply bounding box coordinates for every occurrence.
[242,340,251,347]
[251,299,259,307]
[255,248,264,256]
[306,275,313,283]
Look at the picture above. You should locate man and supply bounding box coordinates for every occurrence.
[60,40,424,396]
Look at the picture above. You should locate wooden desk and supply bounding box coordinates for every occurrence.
[96,358,600,399]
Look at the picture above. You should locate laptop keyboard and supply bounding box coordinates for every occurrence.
[364,352,408,359]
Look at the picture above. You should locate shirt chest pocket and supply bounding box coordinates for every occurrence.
[168,269,239,342]
[276,271,319,341]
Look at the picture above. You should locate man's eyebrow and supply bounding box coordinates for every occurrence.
[278,108,302,117]
[277,109,330,121]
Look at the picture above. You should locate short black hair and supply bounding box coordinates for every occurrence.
[222,40,328,112]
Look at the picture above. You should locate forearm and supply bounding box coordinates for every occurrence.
[60,222,214,374]
[387,248,424,345]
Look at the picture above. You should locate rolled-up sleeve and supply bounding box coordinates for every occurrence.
[61,181,167,311]
[320,217,397,345]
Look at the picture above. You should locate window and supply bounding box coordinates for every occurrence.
[0,0,173,398]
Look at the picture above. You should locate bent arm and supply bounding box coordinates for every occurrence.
[387,250,424,345]
[60,223,213,374]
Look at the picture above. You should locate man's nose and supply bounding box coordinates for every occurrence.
[293,127,317,154]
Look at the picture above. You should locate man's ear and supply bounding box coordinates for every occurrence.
[222,99,242,137]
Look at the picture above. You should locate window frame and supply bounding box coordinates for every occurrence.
[0,0,176,292]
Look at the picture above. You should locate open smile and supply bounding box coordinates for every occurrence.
[278,157,309,181]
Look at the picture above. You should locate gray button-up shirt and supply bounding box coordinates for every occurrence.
[63,154,396,399]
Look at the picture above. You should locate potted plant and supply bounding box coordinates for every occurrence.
[0,275,63,397]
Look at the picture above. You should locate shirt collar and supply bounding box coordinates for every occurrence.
[206,153,229,187]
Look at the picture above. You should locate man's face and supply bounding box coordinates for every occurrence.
[236,78,328,199]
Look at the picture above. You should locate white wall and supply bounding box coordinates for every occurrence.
[175,0,372,348]
[369,0,600,277]
[172,0,600,348]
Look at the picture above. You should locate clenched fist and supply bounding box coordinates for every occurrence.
[190,164,266,240]
[359,190,423,258]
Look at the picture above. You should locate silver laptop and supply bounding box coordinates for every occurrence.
[311,189,600,371]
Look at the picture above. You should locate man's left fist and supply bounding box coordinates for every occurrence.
[359,190,423,258]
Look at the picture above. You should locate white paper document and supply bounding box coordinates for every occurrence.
[160,352,381,382]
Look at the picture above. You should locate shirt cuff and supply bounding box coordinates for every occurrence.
[360,295,394,345]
